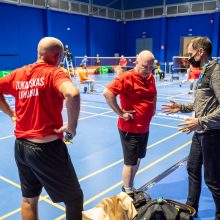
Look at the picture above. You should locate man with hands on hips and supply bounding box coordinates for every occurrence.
[0,37,83,220]
[104,50,157,197]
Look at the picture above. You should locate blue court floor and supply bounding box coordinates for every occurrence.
[0,73,215,219]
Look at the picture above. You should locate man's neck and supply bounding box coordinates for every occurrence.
[200,56,210,67]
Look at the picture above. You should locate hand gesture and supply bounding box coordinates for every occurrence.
[161,99,181,114]
[178,117,199,134]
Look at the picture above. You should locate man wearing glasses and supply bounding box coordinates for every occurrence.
[103,50,157,197]
[162,37,220,219]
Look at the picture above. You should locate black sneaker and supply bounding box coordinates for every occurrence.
[121,186,135,199]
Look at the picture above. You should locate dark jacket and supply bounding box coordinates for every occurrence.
[180,60,220,133]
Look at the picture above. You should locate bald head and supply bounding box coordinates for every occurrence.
[135,50,155,76]
[137,50,154,63]
[38,37,64,66]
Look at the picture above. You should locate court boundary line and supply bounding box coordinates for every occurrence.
[100,114,179,129]
[0,130,184,219]
[55,140,192,220]
[0,176,65,219]
[157,96,193,102]
[154,115,183,121]
[0,109,182,140]
[0,140,191,220]
[0,105,189,218]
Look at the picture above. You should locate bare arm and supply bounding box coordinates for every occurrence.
[54,81,80,138]
[103,88,135,121]
[0,94,16,125]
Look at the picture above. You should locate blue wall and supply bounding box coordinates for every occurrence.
[47,11,87,56]
[125,12,219,62]
[124,18,162,60]
[0,2,219,69]
[166,13,215,61]
[93,17,121,56]
[0,3,121,69]
[0,3,44,69]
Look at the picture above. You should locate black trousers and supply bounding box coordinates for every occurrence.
[186,130,220,219]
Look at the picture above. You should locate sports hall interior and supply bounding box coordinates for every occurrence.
[0,0,220,219]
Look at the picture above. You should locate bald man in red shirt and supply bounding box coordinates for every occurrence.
[0,37,83,220]
[104,50,157,197]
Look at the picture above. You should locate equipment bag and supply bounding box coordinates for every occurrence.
[132,191,196,220]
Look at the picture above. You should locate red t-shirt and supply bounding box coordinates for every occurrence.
[0,61,72,138]
[188,67,200,79]
[119,58,127,67]
[107,69,157,133]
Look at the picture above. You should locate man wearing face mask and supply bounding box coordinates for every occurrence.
[162,37,220,219]
[103,50,157,197]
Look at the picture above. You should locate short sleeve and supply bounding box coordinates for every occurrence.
[0,71,15,95]
[106,74,126,95]
[53,69,72,91]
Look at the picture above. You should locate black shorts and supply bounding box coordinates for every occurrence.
[119,129,149,165]
[15,138,83,203]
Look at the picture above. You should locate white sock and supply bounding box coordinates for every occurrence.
[123,187,133,192]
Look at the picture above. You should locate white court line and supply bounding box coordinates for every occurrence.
[102,112,184,122]
[0,104,185,140]
[81,104,110,110]
[79,103,189,122]
[80,110,97,115]
[156,81,180,87]
[79,110,113,120]
[157,96,193,102]
[151,123,178,129]
[154,115,183,121]
[100,114,179,129]
[0,135,14,140]
[157,94,173,97]
[0,111,113,141]
[166,92,189,99]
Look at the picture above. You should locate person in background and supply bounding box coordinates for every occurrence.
[119,55,128,71]
[179,64,200,94]
[0,37,83,220]
[152,60,165,81]
[82,55,88,66]
[162,37,220,219]
[94,54,101,66]
[78,63,95,93]
[103,50,157,198]
[59,62,70,76]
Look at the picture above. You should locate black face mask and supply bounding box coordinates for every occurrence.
[188,56,201,68]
